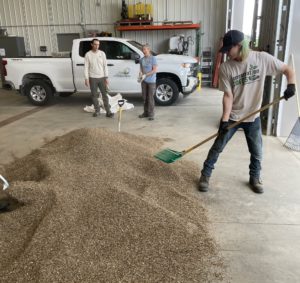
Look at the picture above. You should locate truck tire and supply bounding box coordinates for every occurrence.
[155,78,179,106]
[25,80,53,106]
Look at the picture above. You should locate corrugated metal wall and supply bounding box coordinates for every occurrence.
[0,0,226,56]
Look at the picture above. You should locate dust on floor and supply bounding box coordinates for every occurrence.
[0,128,226,282]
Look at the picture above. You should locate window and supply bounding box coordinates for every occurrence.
[79,40,137,60]
[103,41,136,60]
[57,33,80,52]
[79,41,92,57]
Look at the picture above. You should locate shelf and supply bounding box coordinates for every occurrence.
[116,19,153,26]
[116,23,200,31]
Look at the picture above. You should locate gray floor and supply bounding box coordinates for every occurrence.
[1,88,300,282]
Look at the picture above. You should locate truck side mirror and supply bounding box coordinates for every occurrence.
[132,53,140,64]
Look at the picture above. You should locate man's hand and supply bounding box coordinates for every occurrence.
[85,79,89,87]
[218,120,230,135]
[284,84,296,100]
[104,78,109,86]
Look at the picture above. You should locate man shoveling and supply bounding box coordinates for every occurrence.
[198,30,295,194]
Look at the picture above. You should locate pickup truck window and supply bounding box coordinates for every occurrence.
[101,41,136,60]
[79,40,137,60]
[79,41,93,57]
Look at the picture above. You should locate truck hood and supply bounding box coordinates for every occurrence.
[156,54,197,64]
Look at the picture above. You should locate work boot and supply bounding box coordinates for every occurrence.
[139,113,148,118]
[106,112,114,118]
[249,176,264,194]
[198,174,210,192]
[93,111,100,117]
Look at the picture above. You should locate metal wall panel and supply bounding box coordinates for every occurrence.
[0,0,227,56]
[121,0,227,56]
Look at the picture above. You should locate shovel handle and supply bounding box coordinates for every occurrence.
[182,96,285,155]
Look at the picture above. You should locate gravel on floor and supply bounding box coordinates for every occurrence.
[0,128,226,282]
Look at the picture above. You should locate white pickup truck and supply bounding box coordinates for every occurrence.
[2,37,199,106]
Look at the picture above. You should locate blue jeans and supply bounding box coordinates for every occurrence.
[201,117,263,178]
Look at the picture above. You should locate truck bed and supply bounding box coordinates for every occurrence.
[4,57,74,92]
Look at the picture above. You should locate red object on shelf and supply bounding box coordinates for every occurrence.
[116,23,200,31]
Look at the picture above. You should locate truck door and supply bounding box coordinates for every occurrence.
[73,40,91,92]
[100,41,141,93]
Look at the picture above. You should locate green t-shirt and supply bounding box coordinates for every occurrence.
[219,51,285,122]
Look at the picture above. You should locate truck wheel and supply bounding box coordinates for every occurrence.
[155,78,179,106]
[25,80,53,106]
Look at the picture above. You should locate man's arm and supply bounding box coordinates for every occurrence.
[222,91,233,121]
[102,53,109,85]
[218,91,234,135]
[282,64,296,100]
[282,64,295,84]
[84,54,89,87]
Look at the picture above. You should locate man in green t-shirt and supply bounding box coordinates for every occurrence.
[199,30,296,194]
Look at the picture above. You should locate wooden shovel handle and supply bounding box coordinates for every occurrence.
[182,96,285,155]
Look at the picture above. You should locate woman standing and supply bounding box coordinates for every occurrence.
[138,44,158,121]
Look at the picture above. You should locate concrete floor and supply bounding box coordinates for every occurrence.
[1,88,300,282]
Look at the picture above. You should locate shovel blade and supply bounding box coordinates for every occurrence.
[154,148,183,163]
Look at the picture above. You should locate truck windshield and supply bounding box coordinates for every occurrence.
[128,41,157,56]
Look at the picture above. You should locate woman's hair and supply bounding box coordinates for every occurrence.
[142,44,151,50]
[239,39,251,61]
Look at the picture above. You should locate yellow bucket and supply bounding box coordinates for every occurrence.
[128,5,134,18]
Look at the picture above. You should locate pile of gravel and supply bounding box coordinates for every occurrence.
[0,128,226,282]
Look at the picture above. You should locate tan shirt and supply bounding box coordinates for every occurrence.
[219,51,285,122]
[84,50,108,80]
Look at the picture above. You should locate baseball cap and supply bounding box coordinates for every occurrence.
[219,30,244,53]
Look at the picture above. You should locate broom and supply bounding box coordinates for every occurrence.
[284,54,300,151]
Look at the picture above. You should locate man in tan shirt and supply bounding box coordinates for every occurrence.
[198,30,295,194]
[84,38,113,117]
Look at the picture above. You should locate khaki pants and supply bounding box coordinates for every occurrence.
[141,82,156,117]
[89,77,111,114]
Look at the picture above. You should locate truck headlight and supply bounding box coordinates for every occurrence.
[181,63,191,68]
